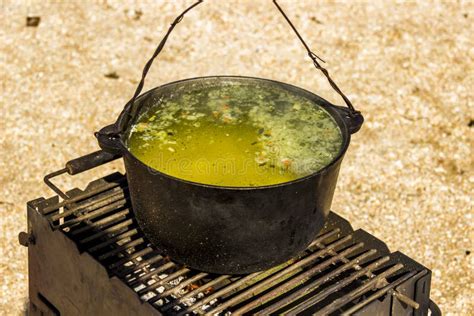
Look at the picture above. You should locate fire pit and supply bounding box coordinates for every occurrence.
[19,156,440,315]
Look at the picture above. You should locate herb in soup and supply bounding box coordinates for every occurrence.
[127,83,342,187]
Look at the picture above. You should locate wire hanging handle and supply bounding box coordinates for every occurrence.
[111,0,205,135]
[110,0,359,136]
[272,0,358,116]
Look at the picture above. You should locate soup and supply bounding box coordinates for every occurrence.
[127,83,343,187]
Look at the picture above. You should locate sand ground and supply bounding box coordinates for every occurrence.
[0,1,473,315]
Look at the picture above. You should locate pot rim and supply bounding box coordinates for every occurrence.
[116,75,352,190]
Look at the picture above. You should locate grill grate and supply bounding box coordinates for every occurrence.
[32,172,434,315]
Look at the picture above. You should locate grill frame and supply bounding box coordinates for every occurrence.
[23,171,437,315]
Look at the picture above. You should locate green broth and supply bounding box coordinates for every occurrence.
[127,83,342,187]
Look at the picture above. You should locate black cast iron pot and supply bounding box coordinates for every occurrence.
[67,1,363,274]
[96,76,363,275]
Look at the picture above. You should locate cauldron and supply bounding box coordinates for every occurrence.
[89,1,363,274]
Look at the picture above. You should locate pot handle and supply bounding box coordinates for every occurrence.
[44,150,121,200]
[103,0,362,138]
[333,105,364,134]
[65,150,121,175]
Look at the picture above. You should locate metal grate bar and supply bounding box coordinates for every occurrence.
[56,199,129,229]
[176,229,342,315]
[89,228,139,253]
[116,252,164,277]
[79,219,134,244]
[204,235,354,315]
[70,209,130,236]
[256,248,378,315]
[288,256,392,314]
[148,272,209,305]
[49,188,126,221]
[42,177,126,214]
[129,261,177,287]
[162,272,209,298]
[313,263,404,315]
[109,247,154,270]
[137,268,191,295]
[340,270,421,316]
[314,240,378,281]
[98,237,145,261]
[306,229,340,249]
[177,272,262,315]
[161,274,231,312]
[234,242,369,315]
